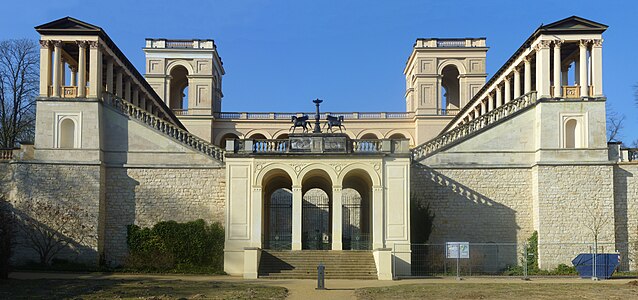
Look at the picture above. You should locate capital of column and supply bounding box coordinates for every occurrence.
[514,66,521,73]
[69,66,78,73]
[39,40,51,49]
[579,39,592,48]
[522,56,530,64]
[504,76,510,83]
[52,40,63,48]
[534,40,551,51]
[252,186,262,192]
[373,185,383,192]
[332,185,342,192]
[292,186,302,192]
[88,41,100,49]
[496,85,502,92]
[592,39,603,47]
[76,40,88,48]
[553,40,563,48]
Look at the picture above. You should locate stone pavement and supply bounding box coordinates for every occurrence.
[9,272,637,300]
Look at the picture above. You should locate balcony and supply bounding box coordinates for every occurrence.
[226,134,410,156]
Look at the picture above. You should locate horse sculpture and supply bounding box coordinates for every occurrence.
[290,115,310,133]
[324,114,345,132]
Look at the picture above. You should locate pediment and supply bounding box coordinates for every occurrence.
[35,17,102,34]
[541,16,608,32]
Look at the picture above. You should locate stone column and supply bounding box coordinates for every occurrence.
[496,86,502,107]
[535,40,551,98]
[52,41,62,97]
[132,88,139,106]
[579,40,589,97]
[553,40,562,97]
[88,41,102,98]
[473,107,479,119]
[140,95,146,110]
[480,100,486,115]
[77,41,87,97]
[372,185,384,249]
[524,57,532,93]
[487,94,494,111]
[251,187,262,248]
[115,71,123,98]
[70,66,77,86]
[504,77,511,104]
[105,59,114,93]
[591,39,603,96]
[331,186,343,250]
[60,59,66,87]
[514,67,521,99]
[38,40,52,96]
[124,80,131,101]
[292,185,302,250]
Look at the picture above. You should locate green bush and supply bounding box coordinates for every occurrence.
[125,219,224,274]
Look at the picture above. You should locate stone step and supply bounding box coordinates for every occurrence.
[258,250,377,280]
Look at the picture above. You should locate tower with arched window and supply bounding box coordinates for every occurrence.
[144,39,225,142]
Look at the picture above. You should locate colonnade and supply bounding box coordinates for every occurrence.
[457,38,603,127]
[38,38,172,121]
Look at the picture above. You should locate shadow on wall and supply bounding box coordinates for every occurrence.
[613,166,634,271]
[8,164,102,266]
[411,165,520,272]
[103,168,139,267]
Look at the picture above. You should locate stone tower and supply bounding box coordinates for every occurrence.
[404,38,488,116]
[144,39,225,141]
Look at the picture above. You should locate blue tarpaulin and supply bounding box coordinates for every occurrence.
[571,253,620,279]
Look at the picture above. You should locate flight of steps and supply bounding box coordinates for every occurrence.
[258,250,378,279]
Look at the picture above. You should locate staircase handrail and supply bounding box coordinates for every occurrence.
[103,93,225,162]
[411,91,538,162]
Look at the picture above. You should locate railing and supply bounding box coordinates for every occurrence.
[437,39,466,47]
[438,109,460,116]
[103,93,224,162]
[216,111,414,120]
[231,136,410,155]
[351,139,382,152]
[0,149,14,161]
[411,91,538,162]
[166,40,194,48]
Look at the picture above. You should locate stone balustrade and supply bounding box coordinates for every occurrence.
[0,149,15,161]
[411,92,537,162]
[227,134,410,155]
[216,111,414,120]
[103,93,224,162]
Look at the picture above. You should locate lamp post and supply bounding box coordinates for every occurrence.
[313,98,323,134]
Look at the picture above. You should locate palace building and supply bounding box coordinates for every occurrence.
[2,15,637,280]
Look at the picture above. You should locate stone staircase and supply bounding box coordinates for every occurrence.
[411,91,537,162]
[102,93,224,162]
[258,250,378,279]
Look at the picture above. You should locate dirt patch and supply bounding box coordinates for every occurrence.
[628,280,638,286]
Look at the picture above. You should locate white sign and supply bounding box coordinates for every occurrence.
[446,242,470,259]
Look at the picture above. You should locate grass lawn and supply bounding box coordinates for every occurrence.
[0,278,287,300]
[356,281,638,300]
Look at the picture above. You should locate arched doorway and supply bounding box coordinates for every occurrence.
[441,65,460,113]
[262,169,293,250]
[360,133,378,140]
[342,169,373,250]
[302,170,333,250]
[169,65,189,110]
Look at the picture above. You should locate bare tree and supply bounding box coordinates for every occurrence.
[15,200,95,266]
[0,39,38,148]
[0,197,17,279]
[606,106,625,143]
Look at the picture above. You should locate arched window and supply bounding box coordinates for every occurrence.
[169,65,189,110]
[441,65,461,114]
[59,118,76,148]
[564,119,579,148]
[360,133,378,140]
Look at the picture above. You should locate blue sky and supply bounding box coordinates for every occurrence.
[2,0,637,143]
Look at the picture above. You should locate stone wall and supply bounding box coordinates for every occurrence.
[614,164,638,271]
[5,162,103,265]
[410,164,533,270]
[104,166,226,265]
[533,164,615,269]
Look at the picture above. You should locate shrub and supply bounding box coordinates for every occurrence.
[126,219,224,273]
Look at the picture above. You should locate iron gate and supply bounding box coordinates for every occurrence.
[343,193,371,250]
[302,191,331,249]
[265,190,292,250]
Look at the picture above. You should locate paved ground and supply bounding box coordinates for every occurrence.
[9,272,638,300]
